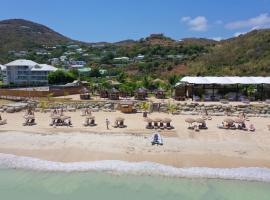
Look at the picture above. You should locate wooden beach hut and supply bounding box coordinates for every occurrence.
[80,87,91,100]
[135,88,147,100]
[155,88,166,99]
[109,88,120,100]
[118,101,135,113]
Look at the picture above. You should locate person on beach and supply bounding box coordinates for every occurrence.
[106,118,110,129]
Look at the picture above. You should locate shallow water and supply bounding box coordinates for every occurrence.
[0,169,270,200]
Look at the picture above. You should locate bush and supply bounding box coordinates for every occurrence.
[48,70,75,85]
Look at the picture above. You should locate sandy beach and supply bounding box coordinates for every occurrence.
[0,110,269,169]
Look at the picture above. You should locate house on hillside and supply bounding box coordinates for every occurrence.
[4,59,57,86]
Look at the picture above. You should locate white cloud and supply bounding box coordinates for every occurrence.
[181,16,191,22]
[226,13,270,30]
[181,16,208,31]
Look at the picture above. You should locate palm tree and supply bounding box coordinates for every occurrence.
[168,75,180,97]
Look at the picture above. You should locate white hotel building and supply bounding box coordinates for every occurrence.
[3,59,57,85]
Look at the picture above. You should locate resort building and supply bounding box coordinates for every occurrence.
[4,59,57,86]
[175,76,270,101]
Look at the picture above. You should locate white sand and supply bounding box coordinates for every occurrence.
[0,111,270,168]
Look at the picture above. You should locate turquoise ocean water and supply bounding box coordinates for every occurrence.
[0,169,270,200]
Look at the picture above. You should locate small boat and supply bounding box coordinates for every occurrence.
[151,132,163,145]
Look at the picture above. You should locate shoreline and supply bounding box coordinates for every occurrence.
[0,111,270,181]
[1,153,270,183]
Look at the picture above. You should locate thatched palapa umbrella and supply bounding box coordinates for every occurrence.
[234,117,244,124]
[144,118,153,123]
[223,118,234,124]
[163,118,172,123]
[153,118,162,122]
[116,117,125,122]
[185,118,195,124]
[195,118,205,124]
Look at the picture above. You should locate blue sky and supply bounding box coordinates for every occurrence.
[1,0,270,42]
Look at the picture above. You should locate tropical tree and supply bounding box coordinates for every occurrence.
[167,102,177,114]
[167,74,180,96]
[139,102,150,112]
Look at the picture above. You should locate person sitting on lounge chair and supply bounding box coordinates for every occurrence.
[199,122,207,129]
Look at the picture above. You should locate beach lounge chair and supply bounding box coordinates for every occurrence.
[146,122,154,129]
[0,119,7,125]
[119,121,126,128]
[164,122,174,130]
[89,119,96,126]
[23,118,36,126]
[159,122,164,130]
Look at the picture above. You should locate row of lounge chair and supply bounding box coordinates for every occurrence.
[145,118,174,130]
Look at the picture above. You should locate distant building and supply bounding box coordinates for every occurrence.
[150,33,164,38]
[65,60,86,69]
[50,58,60,65]
[4,59,57,85]
[134,54,145,61]
[13,51,28,57]
[113,57,129,63]
[67,44,80,49]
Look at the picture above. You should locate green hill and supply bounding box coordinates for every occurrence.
[188,29,270,76]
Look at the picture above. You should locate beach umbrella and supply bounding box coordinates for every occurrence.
[185,118,195,124]
[24,115,35,120]
[116,117,125,122]
[86,115,95,119]
[153,118,162,122]
[223,118,234,124]
[51,115,61,120]
[163,118,172,123]
[144,118,153,123]
[195,118,205,124]
[234,117,244,123]
[61,116,71,120]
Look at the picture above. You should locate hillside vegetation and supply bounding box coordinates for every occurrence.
[0,19,270,76]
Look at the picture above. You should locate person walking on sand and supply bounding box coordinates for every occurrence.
[106,118,110,130]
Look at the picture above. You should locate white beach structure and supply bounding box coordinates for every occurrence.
[176,76,270,101]
[4,59,57,85]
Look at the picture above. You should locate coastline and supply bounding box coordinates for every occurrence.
[0,111,270,182]
[1,153,270,183]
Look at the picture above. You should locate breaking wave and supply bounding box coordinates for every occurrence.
[0,153,270,182]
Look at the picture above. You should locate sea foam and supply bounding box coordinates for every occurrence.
[0,153,270,182]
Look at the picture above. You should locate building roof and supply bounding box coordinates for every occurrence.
[179,76,270,85]
[0,64,6,71]
[33,64,57,72]
[5,59,57,72]
[78,67,91,73]
[5,59,38,67]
